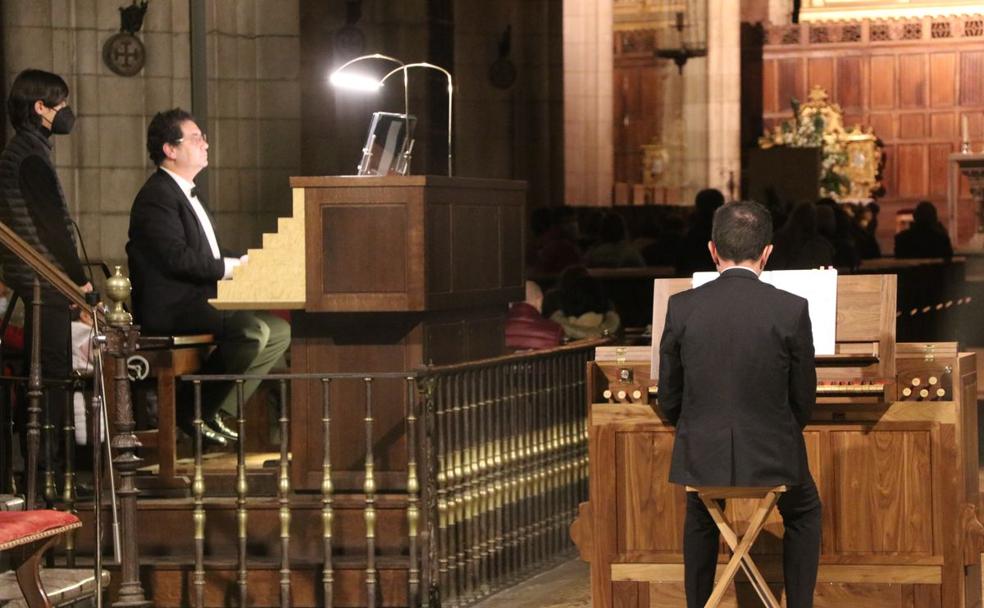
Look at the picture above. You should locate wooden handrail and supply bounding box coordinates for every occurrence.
[0,219,100,317]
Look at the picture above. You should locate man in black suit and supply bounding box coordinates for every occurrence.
[658,200,821,608]
[127,108,290,447]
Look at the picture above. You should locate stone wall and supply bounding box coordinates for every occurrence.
[2,0,300,277]
[204,0,300,252]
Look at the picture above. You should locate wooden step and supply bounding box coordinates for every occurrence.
[73,494,416,558]
[145,561,412,608]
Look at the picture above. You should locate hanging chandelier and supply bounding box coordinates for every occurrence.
[653,0,707,74]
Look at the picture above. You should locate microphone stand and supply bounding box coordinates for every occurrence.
[86,292,121,606]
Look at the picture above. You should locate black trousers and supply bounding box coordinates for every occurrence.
[16,290,72,471]
[683,475,822,608]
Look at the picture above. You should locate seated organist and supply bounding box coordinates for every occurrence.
[126,108,291,447]
[657,200,822,608]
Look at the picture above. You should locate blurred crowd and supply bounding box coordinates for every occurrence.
[509,189,953,351]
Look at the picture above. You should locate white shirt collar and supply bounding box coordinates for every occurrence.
[160,166,198,199]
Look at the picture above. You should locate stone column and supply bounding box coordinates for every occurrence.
[705,0,741,198]
[563,0,613,205]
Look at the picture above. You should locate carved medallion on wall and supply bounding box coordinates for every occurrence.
[102,1,148,77]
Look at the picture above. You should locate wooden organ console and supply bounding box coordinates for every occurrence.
[209,175,526,490]
[570,274,984,607]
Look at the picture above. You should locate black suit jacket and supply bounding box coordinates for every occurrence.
[657,269,816,487]
[127,169,231,336]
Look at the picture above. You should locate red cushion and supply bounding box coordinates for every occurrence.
[0,510,80,549]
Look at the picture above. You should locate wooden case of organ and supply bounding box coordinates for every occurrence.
[209,176,526,490]
[571,274,984,608]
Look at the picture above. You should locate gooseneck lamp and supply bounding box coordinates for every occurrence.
[329,54,454,177]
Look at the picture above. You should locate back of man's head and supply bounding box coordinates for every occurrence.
[711,201,773,263]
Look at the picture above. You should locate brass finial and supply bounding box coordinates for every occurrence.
[105,265,133,326]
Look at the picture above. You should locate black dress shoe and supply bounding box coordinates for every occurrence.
[206,414,239,442]
[178,418,230,449]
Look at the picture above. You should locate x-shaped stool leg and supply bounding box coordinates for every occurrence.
[687,486,786,608]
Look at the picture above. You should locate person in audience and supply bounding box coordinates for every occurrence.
[127,108,290,447]
[854,202,881,259]
[894,200,953,261]
[504,282,564,351]
[0,69,92,476]
[675,189,724,277]
[815,198,860,270]
[541,266,620,339]
[526,207,581,275]
[768,201,834,270]
[658,200,820,608]
[583,213,645,268]
[641,213,685,266]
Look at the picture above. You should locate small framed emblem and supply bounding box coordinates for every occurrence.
[102,1,148,77]
[103,32,145,77]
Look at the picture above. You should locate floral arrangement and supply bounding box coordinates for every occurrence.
[759,87,853,200]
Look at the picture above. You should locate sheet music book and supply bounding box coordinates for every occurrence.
[650,268,838,377]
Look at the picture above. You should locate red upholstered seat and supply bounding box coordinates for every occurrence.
[0,510,81,551]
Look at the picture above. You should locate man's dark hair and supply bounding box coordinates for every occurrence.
[146,108,196,166]
[7,69,69,131]
[711,201,773,262]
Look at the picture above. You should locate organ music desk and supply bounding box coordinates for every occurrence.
[570,274,984,607]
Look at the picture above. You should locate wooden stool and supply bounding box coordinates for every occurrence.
[685,485,787,608]
[0,510,81,608]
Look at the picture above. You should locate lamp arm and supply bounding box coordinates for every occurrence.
[380,63,454,176]
[331,53,404,76]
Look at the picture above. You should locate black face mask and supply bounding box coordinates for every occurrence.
[50,106,75,135]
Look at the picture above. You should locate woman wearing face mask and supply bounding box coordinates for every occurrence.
[0,69,92,482]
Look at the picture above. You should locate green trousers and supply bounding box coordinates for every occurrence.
[199,311,291,419]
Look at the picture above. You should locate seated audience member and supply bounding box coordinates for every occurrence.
[675,189,724,277]
[526,207,581,275]
[641,214,685,266]
[504,281,564,351]
[855,202,881,259]
[127,108,291,447]
[816,198,860,270]
[583,213,645,268]
[542,266,620,340]
[768,202,834,270]
[894,200,953,261]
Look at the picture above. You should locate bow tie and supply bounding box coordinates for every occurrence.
[190,186,200,199]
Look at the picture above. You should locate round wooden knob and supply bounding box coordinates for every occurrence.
[928,376,938,385]
[919,388,929,399]
[911,377,921,387]
[902,387,912,397]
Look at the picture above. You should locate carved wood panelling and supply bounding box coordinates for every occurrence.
[763,14,984,249]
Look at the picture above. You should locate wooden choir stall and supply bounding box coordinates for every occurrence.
[570,274,984,607]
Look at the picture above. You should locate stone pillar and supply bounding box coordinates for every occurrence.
[563,0,612,205]
[705,0,741,198]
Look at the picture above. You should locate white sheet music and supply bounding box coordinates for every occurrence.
[691,268,838,355]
